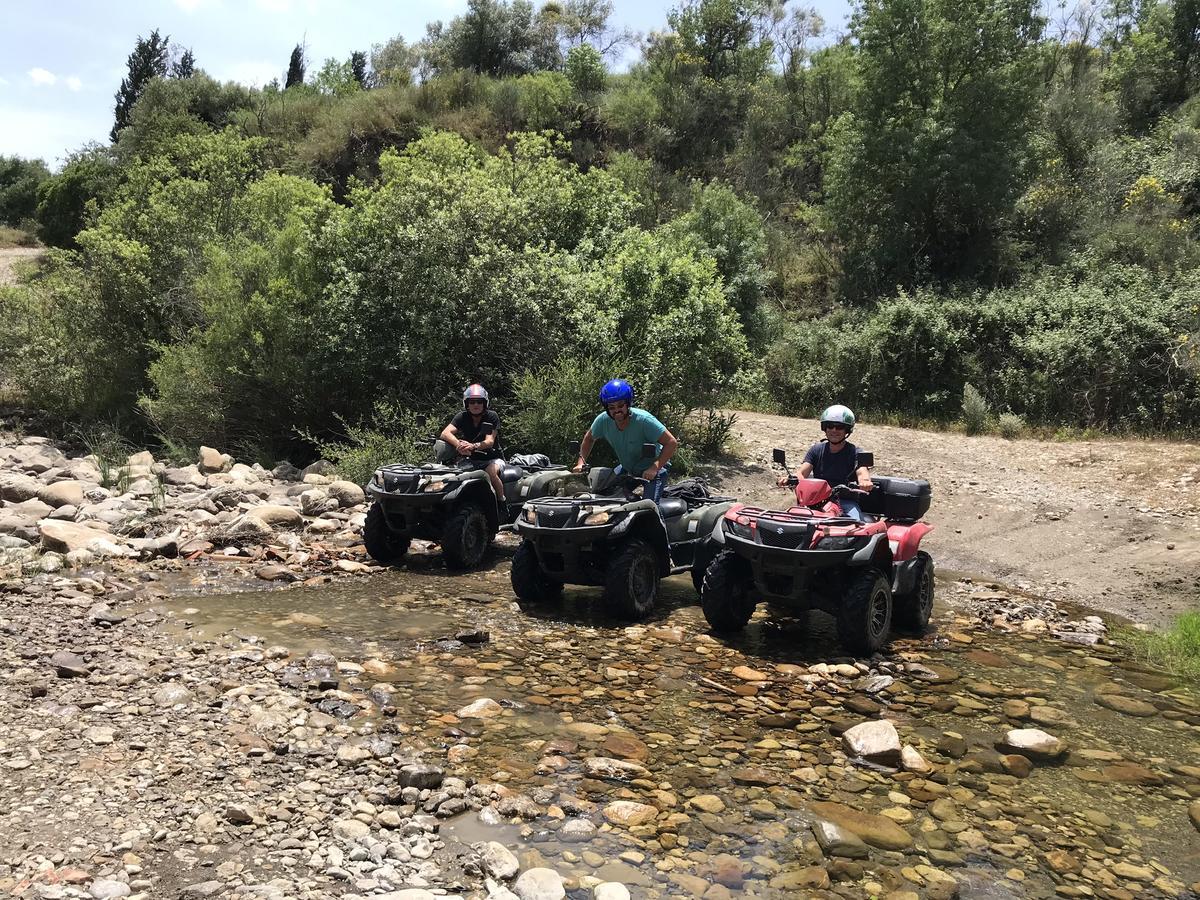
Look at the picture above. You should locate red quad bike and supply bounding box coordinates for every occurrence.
[700,448,934,655]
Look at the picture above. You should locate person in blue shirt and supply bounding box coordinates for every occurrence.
[572,378,679,504]
[779,404,874,521]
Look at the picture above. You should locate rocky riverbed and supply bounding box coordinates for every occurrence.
[1,434,1199,899]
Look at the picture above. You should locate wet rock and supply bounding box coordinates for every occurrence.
[51,650,89,678]
[559,818,597,842]
[1189,801,1200,832]
[732,665,768,681]
[770,867,831,891]
[842,719,901,764]
[514,868,565,900]
[809,801,914,850]
[458,698,503,718]
[998,728,1065,761]
[481,841,519,879]
[900,745,933,774]
[812,819,870,859]
[583,757,649,780]
[602,801,657,827]
[937,732,968,758]
[593,885,630,900]
[601,732,648,760]
[687,794,725,814]
[400,764,445,789]
[88,880,131,899]
[730,766,779,786]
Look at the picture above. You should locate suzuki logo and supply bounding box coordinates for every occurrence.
[776,526,784,534]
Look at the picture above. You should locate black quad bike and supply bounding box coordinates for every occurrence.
[363,428,585,569]
[699,448,934,654]
[511,443,737,620]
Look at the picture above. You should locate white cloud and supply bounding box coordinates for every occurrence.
[175,0,206,9]
[255,0,293,11]
[0,77,9,88]
[28,68,57,87]
[65,76,83,92]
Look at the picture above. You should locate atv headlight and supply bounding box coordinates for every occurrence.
[726,515,752,538]
[579,505,621,526]
[583,509,611,526]
[421,480,448,493]
[524,507,538,525]
[371,469,383,487]
[816,535,857,550]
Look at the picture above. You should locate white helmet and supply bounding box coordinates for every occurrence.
[819,404,856,434]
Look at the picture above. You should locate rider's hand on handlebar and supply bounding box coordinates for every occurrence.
[857,477,874,491]
[572,458,586,473]
[641,463,661,481]
[457,442,474,456]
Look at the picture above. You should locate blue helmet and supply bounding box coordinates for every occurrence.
[599,378,634,406]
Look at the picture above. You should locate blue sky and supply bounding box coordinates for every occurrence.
[0,0,853,167]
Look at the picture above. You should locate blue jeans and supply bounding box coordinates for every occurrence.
[615,465,669,504]
[838,495,866,522]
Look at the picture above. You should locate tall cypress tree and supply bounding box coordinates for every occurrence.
[350,50,368,86]
[285,44,306,87]
[111,29,170,141]
[171,48,195,78]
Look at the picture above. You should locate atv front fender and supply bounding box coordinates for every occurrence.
[849,532,892,572]
[610,506,671,576]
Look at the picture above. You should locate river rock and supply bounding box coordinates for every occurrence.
[40,520,132,557]
[399,764,444,789]
[842,719,901,764]
[0,473,40,502]
[593,884,630,900]
[331,818,370,841]
[584,757,649,780]
[1189,800,1200,832]
[154,684,192,707]
[559,818,597,842]
[198,446,233,474]
[51,650,89,678]
[515,868,565,900]
[1096,693,1158,717]
[329,480,366,507]
[900,745,934,774]
[603,801,657,827]
[481,841,520,879]
[458,698,503,718]
[812,819,870,859]
[601,732,648,761]
[998,728,1066,760]
[687,794,726,814]
[38,480,85,509]
[88,880,131,899]
[248,504,302,529]
[300,488,338,516]
[732,665,768,681]
[809,801,913,850]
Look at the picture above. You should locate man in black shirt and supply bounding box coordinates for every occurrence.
[440,384,505,501]
[778,404,873,521]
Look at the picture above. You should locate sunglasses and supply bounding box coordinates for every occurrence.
[466,399,486,405]
[823,424,847,431]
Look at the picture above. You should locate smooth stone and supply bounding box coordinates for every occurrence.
[812,819,870,859]
[602,801,657,827]
[809,801,913,850]
[841,719,901,764]
[1096,694,1158,717]
[482,841,519,879]
[583,757,649,780]
[998,728,1065,760]
[514,868,566,900]
[593,885,630,900]
[458,698,504,718]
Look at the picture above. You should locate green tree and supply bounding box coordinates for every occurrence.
[285,43,306,88]
[566,43,607,95]
[171,48,196,78]
[370,36,415,86]
[825,0,1043,293]
[0,156,51,226]
[112,29,170,141]
[313,57,361,96]
[350,50,369,87]
[35,145,118,248]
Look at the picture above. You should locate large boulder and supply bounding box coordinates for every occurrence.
[4,443,66,473]
[514,869,566,900]
[808,801,914,850]
[38,481,86,509]
[198,446,233,474]
[328,480,366,508]
[11,498,54,520]
[247,505,302,529]
[0,474,41,502]
[39,521,134,557]
[300,488,338,517]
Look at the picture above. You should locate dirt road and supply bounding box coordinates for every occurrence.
[0,247,44,286]
[701,411,1200,627]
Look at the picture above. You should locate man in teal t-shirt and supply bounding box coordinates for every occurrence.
[572,378,679,504]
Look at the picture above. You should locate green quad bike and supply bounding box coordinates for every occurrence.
[511,442,737,620]
[363,428,586,569]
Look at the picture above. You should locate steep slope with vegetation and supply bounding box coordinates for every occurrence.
[1,0,1199,465]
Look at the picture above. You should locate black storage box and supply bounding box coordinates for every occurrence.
[861,476,931,522]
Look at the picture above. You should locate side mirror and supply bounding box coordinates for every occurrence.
[857,451,874,468]
[415,414,428,429]
[568,440,581,456]
[772,448,786,466]
[641,442,658,458]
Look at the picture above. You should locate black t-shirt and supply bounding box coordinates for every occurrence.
[803,440,865,487]
[450,410,501,458]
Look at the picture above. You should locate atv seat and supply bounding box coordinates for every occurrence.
[499,465,524,483]
[658,498,688,519]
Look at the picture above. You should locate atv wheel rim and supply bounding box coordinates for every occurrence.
[464,513,487,561]
[869,586,890,638]
[630,556,656,605]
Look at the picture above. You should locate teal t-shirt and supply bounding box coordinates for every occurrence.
[590,407,667,474]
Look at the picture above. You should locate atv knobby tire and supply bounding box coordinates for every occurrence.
[442,502,492,569]
[893,551,934,633]
[691,542,712,595]
[511,541,563,607]
[837,569,893,655]
[605,538,658,620]
[701,549,757,632]
[363,503,411,565]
